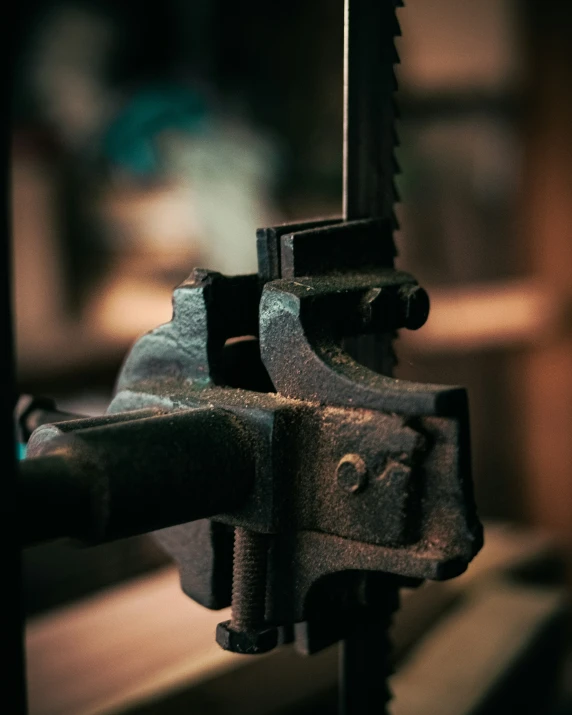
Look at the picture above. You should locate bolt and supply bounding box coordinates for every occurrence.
[216,527,278,655]
[399,284,430,330]
[230,527,269,632]
[337,454,368,494]
[216,620,278,655]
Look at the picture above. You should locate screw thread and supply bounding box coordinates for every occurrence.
[230,528,269,632]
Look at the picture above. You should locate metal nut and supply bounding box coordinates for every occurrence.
[216,620,279,655]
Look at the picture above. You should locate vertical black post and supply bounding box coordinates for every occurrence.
[339,617,395,715]
[342,0,403,377]
[4,13,27,712]
[338,578,400,715]
[340,1,403,712]
[343,0,401,224]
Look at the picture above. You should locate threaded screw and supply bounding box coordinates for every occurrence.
[230,527,269,632]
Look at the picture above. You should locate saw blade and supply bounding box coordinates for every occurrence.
[343,0,402,227]
[342,0,403,379]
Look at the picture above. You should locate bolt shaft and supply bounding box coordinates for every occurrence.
[230,528,269,632]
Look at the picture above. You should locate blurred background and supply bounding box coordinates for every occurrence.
[11,0,572,713]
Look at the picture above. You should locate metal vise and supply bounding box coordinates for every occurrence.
[21,217,482,655]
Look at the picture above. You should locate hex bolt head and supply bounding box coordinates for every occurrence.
[216,620,279,655]
[336,454,368,494]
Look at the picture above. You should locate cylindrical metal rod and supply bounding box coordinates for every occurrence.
[343,0,401,222]
[20,409,255,546]
[18,455,91,545]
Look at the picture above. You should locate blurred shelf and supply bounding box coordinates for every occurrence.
[26,523,566,715]
[16,280,174,391]
[402,279,572,354]
[26,567,242,715]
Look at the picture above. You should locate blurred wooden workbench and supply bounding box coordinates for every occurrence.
[25,523,570,715]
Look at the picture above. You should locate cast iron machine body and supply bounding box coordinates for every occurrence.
[19,1,483,712]
[21,222,482,710]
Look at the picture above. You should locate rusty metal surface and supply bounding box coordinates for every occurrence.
[22,256,482,627]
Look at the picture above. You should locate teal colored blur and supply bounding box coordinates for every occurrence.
[103,86,209,176]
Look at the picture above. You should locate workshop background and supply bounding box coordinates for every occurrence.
[11,0,572,713]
